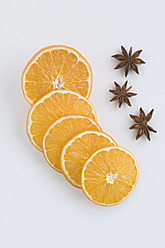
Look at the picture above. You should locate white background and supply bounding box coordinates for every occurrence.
[0,0,165,247]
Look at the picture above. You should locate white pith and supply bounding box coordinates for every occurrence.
[106,173,118,184]
[52,76,64,89]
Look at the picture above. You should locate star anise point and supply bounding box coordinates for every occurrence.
[129,108,157,141]
[112,46,145,77]
[109,81,137,108]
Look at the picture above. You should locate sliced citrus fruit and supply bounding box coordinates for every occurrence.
[61,131,117,188]
[22,45,92,104]
[43,115,101,173]
[27,90,96,152]
[82,146,138,206]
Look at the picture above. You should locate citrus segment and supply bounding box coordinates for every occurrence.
[22,45,92,104]
[82,147,138,206]
[58,52,78,76]
[43,116,101,173]
[27,90,96,152]
[51,49,68,75]
[24,81,53,104]
[36,52,57,78]
[25,63,52,82]
[61,131,117,188]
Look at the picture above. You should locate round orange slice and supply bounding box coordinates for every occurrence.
[22,45,92,105]
[27,90,96,152]
[61,131,117,188]
[43,115,101,173]
[82,146,138,206]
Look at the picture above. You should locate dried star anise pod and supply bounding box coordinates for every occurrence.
[129,108,157,141]
[109,81,137,108]
[112,46,145,77]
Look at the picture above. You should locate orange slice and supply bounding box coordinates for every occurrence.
[27,90,96,152]
[61,131,117,188]
[43,115,101,173]
[22,45,92,105]
[82,146,138,206]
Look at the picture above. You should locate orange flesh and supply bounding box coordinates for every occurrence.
[61,131,117,188]
[82,147,138,206]
[43,116,101,172]
[22,46,92,104]
[27,90,96,151]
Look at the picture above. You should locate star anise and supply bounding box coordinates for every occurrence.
[109,81,137,108]
[129,108,157,141]
[112,46,145,77]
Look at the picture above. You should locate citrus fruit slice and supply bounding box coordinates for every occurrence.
[22,45,92,105]
[61,131,117,188]
[82,146,138,206]
[43,115,101,173]
[27,90,96,152]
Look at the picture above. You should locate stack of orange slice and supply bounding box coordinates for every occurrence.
[22,45,139,206]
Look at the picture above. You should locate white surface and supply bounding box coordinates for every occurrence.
[0,0,165,247]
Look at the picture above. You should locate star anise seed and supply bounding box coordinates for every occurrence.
[109,81,137,108]
[129,108,157,141]
[112,46,145,77]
